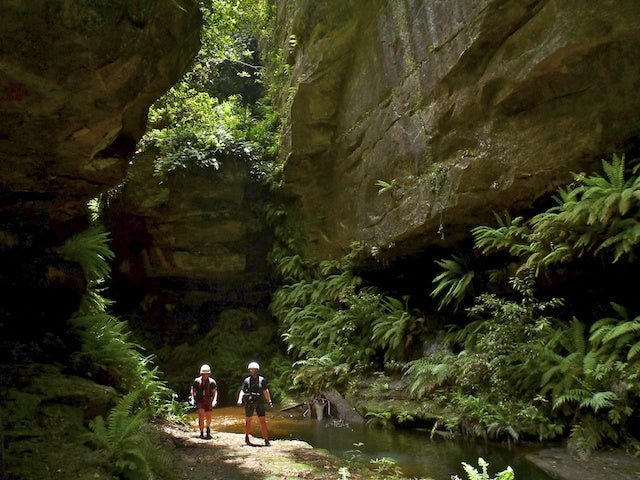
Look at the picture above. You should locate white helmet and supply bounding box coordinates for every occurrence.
[200,364,211,374]
[247,362,260,370]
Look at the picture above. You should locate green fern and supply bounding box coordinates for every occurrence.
[431,255,475,310]
[580,154,638,223]
[78,282,114,314]
[566,415,618,459]
[365,410,394,428]
[471,154,640,274]
[460,457,515,480]
[276,253,310,281]
[291,352,350,391]
[55,225,114,282]
[370,296,417,361]
[539,317,588,400]
[553,389,617,412]
[471,213,531,257]
[590,303,640,362]
[86,389,176,480]
[375,179,396,195]
[403,355,453,398]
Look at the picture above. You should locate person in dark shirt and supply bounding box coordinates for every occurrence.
[236,361,272,446]
[189,364,218,439]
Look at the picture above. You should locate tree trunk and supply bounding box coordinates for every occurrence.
[319,388,363,424]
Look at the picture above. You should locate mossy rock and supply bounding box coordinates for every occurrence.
[1,363,118,479]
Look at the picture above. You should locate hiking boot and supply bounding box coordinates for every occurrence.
[199,431,204,439]
[264,440,270,447]
[205,428,212,439]
[245,435,250,445]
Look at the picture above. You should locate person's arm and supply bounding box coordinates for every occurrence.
[211,387,218,407]
[261,378,272,406]
[237,379,246,406]
[189,383,195,404]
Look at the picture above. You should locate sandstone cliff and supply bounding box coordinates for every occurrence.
[0,0,200,344]
[275,0,640,260]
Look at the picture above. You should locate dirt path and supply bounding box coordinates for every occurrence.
[159,421,351,480]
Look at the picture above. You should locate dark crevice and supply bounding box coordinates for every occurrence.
[94,133,138,160]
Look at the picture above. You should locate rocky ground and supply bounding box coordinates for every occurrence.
[159,421,354,480]
[526,447,640,480]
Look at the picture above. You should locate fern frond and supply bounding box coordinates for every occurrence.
[553,388,591,409]
[55,225,114,281]
[471,214,530,256]
[579,391,617,412]
[431,255,475,310]
[627,342,640,361]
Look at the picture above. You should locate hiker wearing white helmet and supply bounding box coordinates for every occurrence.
[189,363,218,439]
[236,361,272,446]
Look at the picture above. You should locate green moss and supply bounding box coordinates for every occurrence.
[2,364,117,480]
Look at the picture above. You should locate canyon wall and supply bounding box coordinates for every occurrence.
[275,0,640,260]
[0,0,200,344]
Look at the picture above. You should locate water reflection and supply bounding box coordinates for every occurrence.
[204,407,553,480]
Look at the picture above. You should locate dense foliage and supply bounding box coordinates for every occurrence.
[136,0,280,183]
[56,221,179,479]
[270,154,640,458]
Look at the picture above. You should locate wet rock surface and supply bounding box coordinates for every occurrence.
[526,447,640,480]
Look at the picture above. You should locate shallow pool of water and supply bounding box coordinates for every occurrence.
[201,407,554,479]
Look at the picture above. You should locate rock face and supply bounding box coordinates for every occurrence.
[276,0,640,259]
[104,151,273,333]
[0,0,201,240]
[0,1,200,346]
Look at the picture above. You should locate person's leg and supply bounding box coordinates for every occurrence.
[244,417,252,443]
[258,415,270,445]
[244,403,255,444]
[256,403,269,445]
[205,410,213,439]
[197,408,205,438]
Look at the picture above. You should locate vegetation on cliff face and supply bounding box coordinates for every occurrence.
[269,154,640,458]
[7,1,639,478]
[136,0,278,182]
[1,2,277,479]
